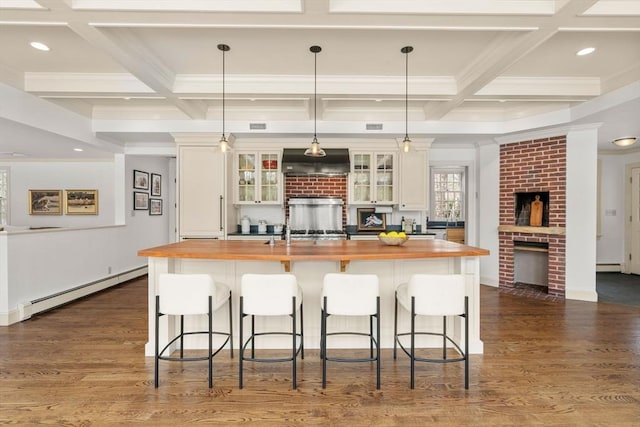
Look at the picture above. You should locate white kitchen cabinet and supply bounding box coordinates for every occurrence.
[349,151,397,205]
[398,149,429,210]
[178,144,227,238]
[234,151,282,205]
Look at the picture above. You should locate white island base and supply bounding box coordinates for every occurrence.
[144,256,484,357]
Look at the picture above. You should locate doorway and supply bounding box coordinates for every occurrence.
[627,166,640,274]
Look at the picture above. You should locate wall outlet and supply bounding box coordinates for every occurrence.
[108,266,112,274]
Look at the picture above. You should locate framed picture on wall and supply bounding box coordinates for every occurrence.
[65,190,98,215]
[29,190,62,215]
[356,208,386,232]
[133,170,149,190]
[134,191,149,210]
[149,198,162,215]
[151,173,161,196]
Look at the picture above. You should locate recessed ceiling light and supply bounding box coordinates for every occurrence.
[30,41,50,51]
[73,148,84,152]
[499,99,507,103]
[576,47,595,56]
[612,137,637,147]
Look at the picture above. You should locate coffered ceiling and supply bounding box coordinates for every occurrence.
[0,0,639,159]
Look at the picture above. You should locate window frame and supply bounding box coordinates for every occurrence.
[430,167,466,222]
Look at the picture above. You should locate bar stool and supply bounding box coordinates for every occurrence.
[239,273,304,389]
[321,273,380,389]
[154,273,233,388]
[394,274,469,389]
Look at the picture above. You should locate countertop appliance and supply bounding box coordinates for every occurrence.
[288,197,346,240]
[241,216,251,234]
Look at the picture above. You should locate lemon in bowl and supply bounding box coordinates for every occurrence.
[378,231,409,246]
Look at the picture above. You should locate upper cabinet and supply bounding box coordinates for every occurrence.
[349,152,397,205]
[234,151,283,205]
[178,144,227,238]
[398,149,429,210]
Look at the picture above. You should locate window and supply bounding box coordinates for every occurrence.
[430,167,465,221]
[0,167,8,224]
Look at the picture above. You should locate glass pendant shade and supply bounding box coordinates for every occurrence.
[304,138,326,157]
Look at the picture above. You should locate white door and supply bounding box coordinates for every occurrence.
[631,167,640,274]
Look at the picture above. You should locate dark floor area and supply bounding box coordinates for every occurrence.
[596,272,640,306]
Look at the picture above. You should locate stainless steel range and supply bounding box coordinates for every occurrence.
[288,197,346,240]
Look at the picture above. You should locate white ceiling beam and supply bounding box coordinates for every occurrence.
[424,0,602,120]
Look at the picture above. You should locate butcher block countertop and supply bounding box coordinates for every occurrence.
[138,239,489,262]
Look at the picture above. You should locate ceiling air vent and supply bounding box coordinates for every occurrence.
[366,123,383,131]
[249,123,267,130]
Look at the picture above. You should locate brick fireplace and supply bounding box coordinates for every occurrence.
[499,136,567,297]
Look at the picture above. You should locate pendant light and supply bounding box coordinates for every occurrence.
[305,45,326,157]
[218,43,230,152]
[401,46,413,153]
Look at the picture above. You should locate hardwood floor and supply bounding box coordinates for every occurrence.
[1,277,639,426]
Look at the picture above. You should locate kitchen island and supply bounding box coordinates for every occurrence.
[139,239,489,356]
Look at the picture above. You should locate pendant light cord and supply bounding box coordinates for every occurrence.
[313,48,317,140]
[404,48,408,141]
[222,47,226,138]
[217,44,230,141]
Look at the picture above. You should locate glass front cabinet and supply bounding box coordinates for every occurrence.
[349,151,397,204]
[234,151,282,204]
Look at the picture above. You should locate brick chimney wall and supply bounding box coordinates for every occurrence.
[284,176,348,228]
[499,136,567,297]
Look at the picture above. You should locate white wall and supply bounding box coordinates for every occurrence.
[1,160,116,227]
[0,154,173,324]
[597,151,640,266]
[125,155,173,246]
[565,128,598,301]
[476,143,500,286]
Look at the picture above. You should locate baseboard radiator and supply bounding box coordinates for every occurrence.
[596,264,622,273]
[17,266,148,321]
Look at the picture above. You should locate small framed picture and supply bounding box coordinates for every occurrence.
[29,190,62,215]
[134,191,149,210]
[357,208,386,232]
[151,173,161,197]
[65,190,98,215]
[149,198,163,215]
[133,170,149,190]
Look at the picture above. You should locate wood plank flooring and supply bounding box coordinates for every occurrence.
[1,277,639,426]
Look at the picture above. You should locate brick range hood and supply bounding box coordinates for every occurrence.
[498,136,567,297]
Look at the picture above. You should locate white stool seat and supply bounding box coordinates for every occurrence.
[321,273,380,389]
[321,273,379,316]
[241,273,302,315]
[394,274,469,389]
[155,273,233,389]
[395,274,465,316]
[239,273,304,389]
[159,275,230,315]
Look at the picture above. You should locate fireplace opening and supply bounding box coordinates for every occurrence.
[514,192,549,226]
[514,241,549,294]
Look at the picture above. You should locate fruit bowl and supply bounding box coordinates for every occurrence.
[378,235,409,246]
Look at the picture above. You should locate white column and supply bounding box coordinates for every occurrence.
[476,141,500,287]
[565,126,599,301]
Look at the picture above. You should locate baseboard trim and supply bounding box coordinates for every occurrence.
[5,266,148,326]
[596,264,622,272]
[565,289,598,302]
